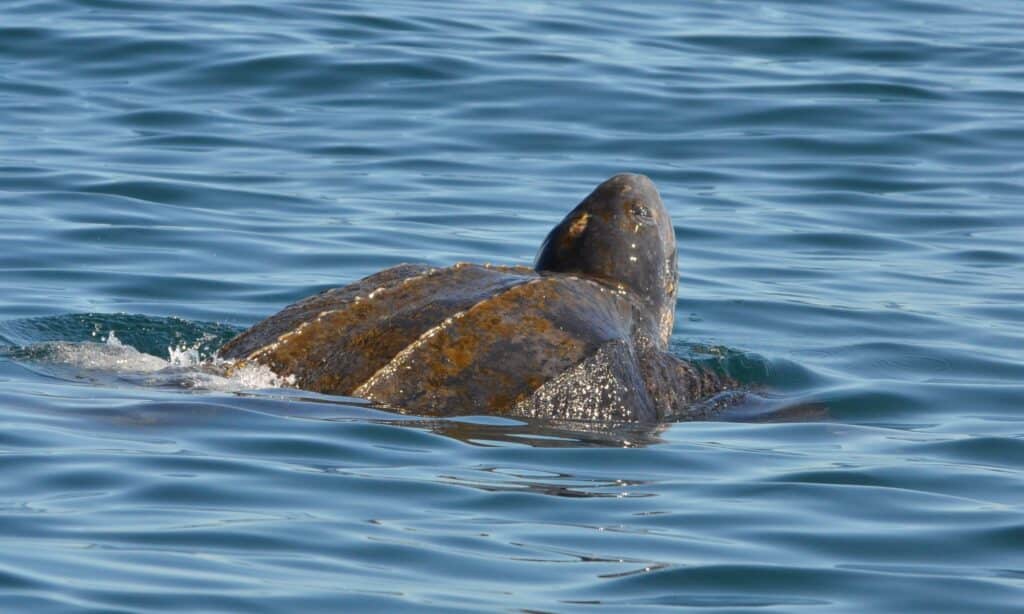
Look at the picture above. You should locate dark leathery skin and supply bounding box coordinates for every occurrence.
[216,174,735,421]
[218,263,435,360]
[354,275,635,414]
[512,338,657,422]
[535,174,677,348]
[223,263,535,395]
[635,336,736,420]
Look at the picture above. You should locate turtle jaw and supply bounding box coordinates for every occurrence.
[535,173,678,348]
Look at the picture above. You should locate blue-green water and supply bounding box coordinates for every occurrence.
[2,0,1023,610]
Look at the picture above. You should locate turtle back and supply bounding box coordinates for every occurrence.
[219,263,536,395]
[217,174,736,421]
[218,262,660,416]
[354,272,639,415]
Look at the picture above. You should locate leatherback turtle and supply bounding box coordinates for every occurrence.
[218,174,730,421]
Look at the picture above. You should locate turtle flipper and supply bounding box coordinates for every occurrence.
[635,339,735,420]
[512,338,657,422]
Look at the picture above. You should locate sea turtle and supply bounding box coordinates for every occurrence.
[218,174,731,421]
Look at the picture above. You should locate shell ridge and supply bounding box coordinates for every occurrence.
[353,276,549,397]
[240,267,446,364]
[219,263,436,361]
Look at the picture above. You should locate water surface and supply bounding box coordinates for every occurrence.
[1,0,1022,611]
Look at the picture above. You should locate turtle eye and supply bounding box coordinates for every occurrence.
[629,201,652,219]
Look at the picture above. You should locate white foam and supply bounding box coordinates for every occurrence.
[167,344,202,367]
[17,333,295,393]
[226,361,297,389]
[133,360,294,392]
[44,337,169,373]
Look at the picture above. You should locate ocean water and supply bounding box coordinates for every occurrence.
[1,0,1022,610]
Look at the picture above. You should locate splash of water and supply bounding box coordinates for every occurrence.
[4,323,292,393]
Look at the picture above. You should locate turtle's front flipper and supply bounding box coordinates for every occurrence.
[511,336,736,423]
[636,340,737,421]
[511,338,657,423]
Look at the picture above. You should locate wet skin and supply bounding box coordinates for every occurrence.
[218,174,731,421]
[536,173,677,349]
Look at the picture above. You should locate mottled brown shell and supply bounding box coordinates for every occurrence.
[218,262,729,421]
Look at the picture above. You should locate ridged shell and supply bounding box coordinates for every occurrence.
[218,262,730,419]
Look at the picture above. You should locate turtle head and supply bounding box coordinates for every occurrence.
[535,173,678,348]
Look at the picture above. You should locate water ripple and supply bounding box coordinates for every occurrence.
[1,0,1023,610]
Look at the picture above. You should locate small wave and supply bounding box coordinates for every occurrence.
[26,331,169,372]
[3,329,292,393]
